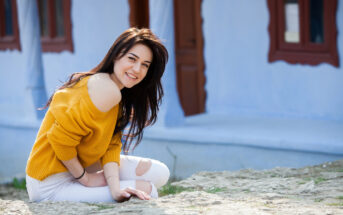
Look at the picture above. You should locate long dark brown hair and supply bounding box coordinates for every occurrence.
[44,28,168,153]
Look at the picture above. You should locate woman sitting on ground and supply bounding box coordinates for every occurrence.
[25,27,170,203]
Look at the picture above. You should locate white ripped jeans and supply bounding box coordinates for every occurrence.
[26,155,170,202]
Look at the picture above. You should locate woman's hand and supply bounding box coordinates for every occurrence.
[78,170,107,187]
[102,162,150,202]
[112,187,151,202]
[61,157,106,187]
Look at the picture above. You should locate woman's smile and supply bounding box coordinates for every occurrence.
[126,72,138,80]
[111,43,153,89]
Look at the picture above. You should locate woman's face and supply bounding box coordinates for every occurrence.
[111,43,153,89]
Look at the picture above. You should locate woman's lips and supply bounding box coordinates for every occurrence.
[126,72,138,80]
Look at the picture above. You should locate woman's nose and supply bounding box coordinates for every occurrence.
[133,62,141,73]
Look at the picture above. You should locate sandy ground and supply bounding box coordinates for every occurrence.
[1,160,343,215]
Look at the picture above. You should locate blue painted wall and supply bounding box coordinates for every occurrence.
[149,0,185,127]
[0,44,29,123]
[0,0,131,181]
[203,0,343,121]
[1,0,342,181]
[42,0,130,96]
[0,0,130,123]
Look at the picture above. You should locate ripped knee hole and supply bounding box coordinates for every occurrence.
[135,159,152,176]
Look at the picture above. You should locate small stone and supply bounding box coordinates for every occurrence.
[212,200,222,205]
[297,181,315,194]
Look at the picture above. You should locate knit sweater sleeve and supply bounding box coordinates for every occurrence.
[46,91,91,161]
[101,131,122,166]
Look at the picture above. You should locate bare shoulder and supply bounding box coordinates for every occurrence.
[87,73,122,112]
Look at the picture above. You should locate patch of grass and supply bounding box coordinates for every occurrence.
[158,183,195,197]
[299,177,327,185]
[327,202,343,207]
[85,203,114,210]
[337,196,343,200]
[205,187,227,194]
[158,184,228,196]
[11,178,26,190]
[314,198,323,202]
[303,177,312,181]
[96,205,114,210]
[314,177,327,184]
[242,188,251,193]
[297,178,312,185]
[297,181,306,185]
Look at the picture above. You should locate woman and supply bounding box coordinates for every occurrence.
[25,28,170,203]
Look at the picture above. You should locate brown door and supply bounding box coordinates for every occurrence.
[174,0,206,116]
[128,0,149,28]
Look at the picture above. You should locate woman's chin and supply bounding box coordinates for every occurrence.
[124,80,141,89]
[123,83,136,89]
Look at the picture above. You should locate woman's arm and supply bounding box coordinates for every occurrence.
[103,162,151,202]
[103,162,121,196]
[61,157,106,187]
[62,158,150,201]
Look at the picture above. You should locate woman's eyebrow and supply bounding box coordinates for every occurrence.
[128,53,152,63]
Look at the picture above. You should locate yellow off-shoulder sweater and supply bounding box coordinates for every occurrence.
[26,75,122,181]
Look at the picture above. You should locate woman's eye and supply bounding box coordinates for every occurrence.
[143,64,149,68]
[128,57,136,61]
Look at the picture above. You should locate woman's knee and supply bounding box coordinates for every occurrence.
[151,160,170,188]
[135,158,152,176]
[136,158,170,188]
[121,155,170,188]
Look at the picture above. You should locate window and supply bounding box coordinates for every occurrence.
[37,0,73,52]
[0,0,21,51]
[268,0,339,67]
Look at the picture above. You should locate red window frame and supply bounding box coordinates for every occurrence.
[0,0,21,51]
[267,0,339,67]
[37,0,73,53]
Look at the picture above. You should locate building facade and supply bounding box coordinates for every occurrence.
[0,0,342,181]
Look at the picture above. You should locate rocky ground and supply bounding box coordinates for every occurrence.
[1,160,343,214]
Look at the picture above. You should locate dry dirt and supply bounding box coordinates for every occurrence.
[1,160,343,214]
